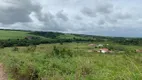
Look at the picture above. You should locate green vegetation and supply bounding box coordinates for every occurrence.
[0,29,95,47]
[1,29,142,48]
[0,30,33,40]
[0,29,142,80]
[0,29,92,40]
[0,43,142,80]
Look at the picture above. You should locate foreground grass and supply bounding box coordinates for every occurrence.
[0,43,142,80]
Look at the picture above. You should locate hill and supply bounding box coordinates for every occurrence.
[0,29,93,40]
[0,29,142,47]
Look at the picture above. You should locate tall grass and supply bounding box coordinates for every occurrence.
[0,43,142,80]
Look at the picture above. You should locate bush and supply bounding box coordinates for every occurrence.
[26,45,37,53]
[0,45,4,48]
[2,53,40,80]
[12,47,19,51]
[52,46,73,58]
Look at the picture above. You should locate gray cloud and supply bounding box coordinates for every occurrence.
[98,19,105,25]
[75,15,82,20]
[81,0,113,18]
[33,11,70,31]
[56,10,69,21]
[95,1,113,14]
[81,7,96,17]
[105,15,118,24]
[114,13,132,20]
[0,0,41,24]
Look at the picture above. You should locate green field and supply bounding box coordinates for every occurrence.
[0,42,142,80]
[0,30,33,40]
[0,30,86,40]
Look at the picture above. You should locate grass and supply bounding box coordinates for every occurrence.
[0,42,142,80]
[0,30,88,40]
[0,30,50,40]
[0,30,32,40]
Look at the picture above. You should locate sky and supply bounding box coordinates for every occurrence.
[0,0,142,37]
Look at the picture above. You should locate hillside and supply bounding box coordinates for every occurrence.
[0,29,93,40]
[0,29,142,47]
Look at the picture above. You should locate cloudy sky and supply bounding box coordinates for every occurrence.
[0,0,142,37]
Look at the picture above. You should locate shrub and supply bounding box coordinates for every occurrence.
[20,63,39,80]
[81,66,92,76]
[0,45,4,48]
[52,46,73,58]
[26,45,37,53]
[3,54,40,80]
[12,47,19,51]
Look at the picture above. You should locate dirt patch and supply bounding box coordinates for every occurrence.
[0,63,7,80]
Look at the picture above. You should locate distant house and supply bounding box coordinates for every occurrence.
[99,48,109,53]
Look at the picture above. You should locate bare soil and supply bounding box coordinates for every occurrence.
[0,63,7,80]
